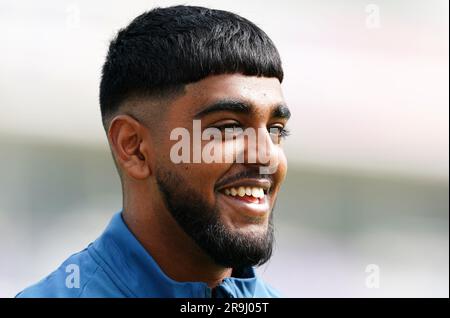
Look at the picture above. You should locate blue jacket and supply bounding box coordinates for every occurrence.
[16,212,280,298]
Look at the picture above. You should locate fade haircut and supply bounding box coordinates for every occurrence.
[99,5,284,127]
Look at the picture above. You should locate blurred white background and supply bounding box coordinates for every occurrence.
[0,0,448,297]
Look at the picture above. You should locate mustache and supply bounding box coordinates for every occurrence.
[215,168,273,190]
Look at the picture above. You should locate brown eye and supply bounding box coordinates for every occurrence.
[211,122,244,139]
[217,123,242,130]
[270,126,289,137]
[268,126,290,143]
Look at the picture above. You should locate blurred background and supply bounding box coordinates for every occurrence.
[0,0,448,297]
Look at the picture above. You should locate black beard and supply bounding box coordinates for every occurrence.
[155,167,274,271]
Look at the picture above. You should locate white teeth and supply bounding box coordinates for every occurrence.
[256,188,264,198]
[223,186,265,199]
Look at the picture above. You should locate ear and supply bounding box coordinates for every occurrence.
[108,115,152,180]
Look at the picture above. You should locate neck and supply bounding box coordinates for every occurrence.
[122,183,232,288]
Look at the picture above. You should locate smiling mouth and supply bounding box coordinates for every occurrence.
[216,181,271,218]
[221,186,266,204]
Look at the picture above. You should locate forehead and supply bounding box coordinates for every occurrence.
[170,74,285,118]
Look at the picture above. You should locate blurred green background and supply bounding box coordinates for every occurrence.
[0,0,448,297]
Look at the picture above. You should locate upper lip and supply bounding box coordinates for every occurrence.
[215,178,272,194]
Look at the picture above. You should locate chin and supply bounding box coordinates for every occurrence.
[221,214,270,236]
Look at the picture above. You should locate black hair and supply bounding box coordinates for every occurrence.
[99,5,284,125]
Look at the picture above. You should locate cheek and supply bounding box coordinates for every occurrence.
[275,150,288,183]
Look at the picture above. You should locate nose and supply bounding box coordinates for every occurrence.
[244,128,279,175]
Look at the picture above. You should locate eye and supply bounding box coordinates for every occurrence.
[216,122,242,130]
[210,121,244,139]
[268,125,290,143]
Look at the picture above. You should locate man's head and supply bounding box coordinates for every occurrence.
[100,6,290,270]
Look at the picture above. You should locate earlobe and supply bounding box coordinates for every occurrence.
[108,115,152,180]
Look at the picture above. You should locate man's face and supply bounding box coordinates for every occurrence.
[153,74,289,269]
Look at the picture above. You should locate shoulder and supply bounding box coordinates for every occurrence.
[255,279,283,298]
[16,245,124,298]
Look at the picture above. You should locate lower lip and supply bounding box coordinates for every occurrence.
[217,192,270,218]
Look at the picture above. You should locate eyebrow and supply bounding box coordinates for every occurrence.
[194,100,251,118]
[194,99,291,120]
[272,104,291,120]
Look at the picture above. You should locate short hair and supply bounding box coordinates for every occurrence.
[99,5,284,126]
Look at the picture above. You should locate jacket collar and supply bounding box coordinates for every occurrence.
[89,211,259,297]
